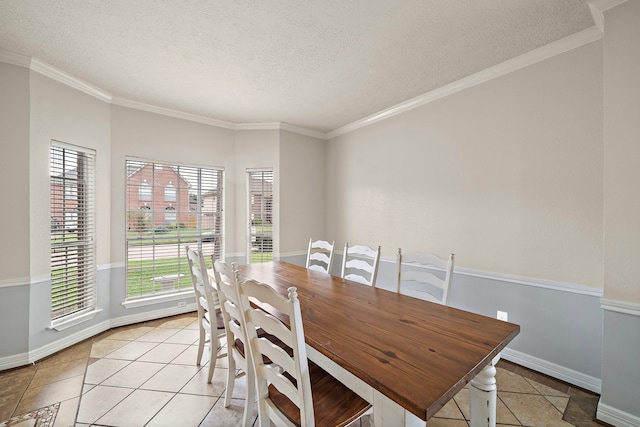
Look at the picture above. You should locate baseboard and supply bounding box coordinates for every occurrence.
[501,347,601,394]
[0,304,196,371]
[28,320,111,364]
[597,402,640,427]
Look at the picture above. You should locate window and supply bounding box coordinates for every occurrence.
[126,160,224,299]
[50,141,96,320]
[247,169,273,263]
[139,180,151,201]
[164,182,176,202]
[165,206,176,224]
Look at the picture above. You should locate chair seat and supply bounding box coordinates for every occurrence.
[268,360,371,427]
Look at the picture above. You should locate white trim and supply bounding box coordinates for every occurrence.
[0,49,31,68]
[236,122,326,140]
[601,298,640,316]
[597,402,640,427]
[30,58,112,103]
[0,276,30,288]
[49,309,103,331]
[122,290,195,309]
[326,26,603,139]
[501,347,601,393]
[112,97,235,129]
[376,257,604,297]
[0,305,196,371]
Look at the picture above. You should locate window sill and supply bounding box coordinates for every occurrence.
[49,308,103,331]
[122,290,194,309]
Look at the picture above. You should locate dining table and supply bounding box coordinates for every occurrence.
[235,261,520,427]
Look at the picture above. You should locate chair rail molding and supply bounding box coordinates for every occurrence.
[600,298,640,317]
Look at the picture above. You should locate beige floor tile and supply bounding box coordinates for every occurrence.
[52,396,79,427]
[0,369,33,399]
[75,385,133,424]
[103,341,158,361]
[454,387,519,425]
[137,343,189,363]
[526,377,570,397]
[140,364,200,393]
[89,339,130,358]
[0,394,20,421]
[136,328,181,343]
[179,366,227,397]
[545,395,570,414]
[499,392,573,426]
[37,342,91,369]
[106,326,155,341]
[84,359,131,385]
[169,345,202,366]
[427,419,468,427]
[453,388,470,420]
[432,398,464,420]
[157,317,197,329]
[183,319,199,330]
[145,393,217,427]
[163,329,200,345]
[200,397,250,427]
[495,367,539,394]
[95,389,174,427]
[14,375,84,416]
[29,358,87,389]
[101,361,165,389]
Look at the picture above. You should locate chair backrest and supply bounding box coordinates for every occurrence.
[186,246,219,311]
[305,238,335,274]
[341,242,381,286]
[396,248,455,305]
[238,279,314,426]
[211,259,246,361]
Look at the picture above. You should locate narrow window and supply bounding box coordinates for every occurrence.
[126,160,224,299]
[247,169,273,264]
[50,141,96,320]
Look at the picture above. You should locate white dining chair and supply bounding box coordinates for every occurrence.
[211,259,256,427]
[305,238,335,274]
[396,248,455,305]
[237,279,371,426]
[341,242,381,287]
[185,246,225,383]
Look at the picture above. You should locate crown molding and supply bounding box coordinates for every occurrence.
[235,122,325,140]
[112,97,236,129]
[0,49,31,67]
[30,58,112,103]
[326,25,604,139]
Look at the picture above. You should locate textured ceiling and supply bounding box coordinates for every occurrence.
[0,0,594,134]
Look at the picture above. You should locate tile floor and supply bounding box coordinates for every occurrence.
[0,312,608,427]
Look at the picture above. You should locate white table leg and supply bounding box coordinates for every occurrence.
[469,364,497,427]
[372,390,425,427]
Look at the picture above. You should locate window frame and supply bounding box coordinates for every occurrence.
[125,158,224,301]
[247,168,274,264]
[49,140,98,329]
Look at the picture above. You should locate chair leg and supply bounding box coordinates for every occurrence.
[207,337,217,383]
[241,369,257,427]
[224,357,236,408]
[196,318,206,367]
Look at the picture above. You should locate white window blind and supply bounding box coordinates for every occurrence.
[50,141,96,320]
[126,160,224,299]
[247,169,273,264]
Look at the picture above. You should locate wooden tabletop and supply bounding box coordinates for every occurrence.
[237,261,520,421]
